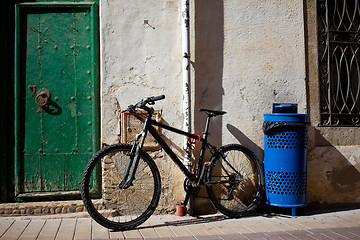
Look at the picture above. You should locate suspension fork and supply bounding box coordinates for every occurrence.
[119,116,150,189]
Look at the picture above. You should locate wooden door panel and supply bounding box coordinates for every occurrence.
[15,3,99,199]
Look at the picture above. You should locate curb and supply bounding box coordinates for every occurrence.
[0,200,86,216]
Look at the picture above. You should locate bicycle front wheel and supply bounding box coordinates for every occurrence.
[206,144,264,217]
[81,143,161,231]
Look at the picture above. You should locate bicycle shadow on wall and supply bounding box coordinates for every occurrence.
[192,0,224,215]
[226,124,264,162]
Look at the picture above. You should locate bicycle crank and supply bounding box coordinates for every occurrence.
[184,178,200,196]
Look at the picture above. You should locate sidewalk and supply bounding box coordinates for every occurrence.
[1,208,359,240]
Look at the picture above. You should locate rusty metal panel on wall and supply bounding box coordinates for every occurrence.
[121,111,162,151]
[14,2,100,199]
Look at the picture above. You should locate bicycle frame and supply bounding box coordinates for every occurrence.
[120,112,218,190]
[149,116,243,187]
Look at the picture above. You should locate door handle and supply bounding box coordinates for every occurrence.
[35,88,51,112]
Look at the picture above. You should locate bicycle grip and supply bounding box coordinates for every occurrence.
[149,95,165,102]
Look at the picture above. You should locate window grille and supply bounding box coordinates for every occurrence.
[317,0,360,126]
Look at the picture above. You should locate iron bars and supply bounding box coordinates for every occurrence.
[317,0,360,126]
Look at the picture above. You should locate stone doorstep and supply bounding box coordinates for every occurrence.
[0,200,86,216]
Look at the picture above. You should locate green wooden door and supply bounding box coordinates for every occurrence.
[15,2,99,199]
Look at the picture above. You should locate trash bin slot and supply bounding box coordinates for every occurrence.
[273,103,298,113]
[263,121,308,134]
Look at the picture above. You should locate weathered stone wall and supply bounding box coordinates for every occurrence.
[305,0,360,205]
[100,0,186,212]
[191,0,307,213]
[101,0,307,213]
[100,0,359,213]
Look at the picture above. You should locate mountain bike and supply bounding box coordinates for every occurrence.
[81,95,264,231]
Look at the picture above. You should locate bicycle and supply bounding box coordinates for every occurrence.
[81,95,264,231]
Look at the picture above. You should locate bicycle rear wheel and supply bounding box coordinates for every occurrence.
[81,143,161,230]
[206,144,264,217]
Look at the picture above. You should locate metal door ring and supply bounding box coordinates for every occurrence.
[35,88,51,109]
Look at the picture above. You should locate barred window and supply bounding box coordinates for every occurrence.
[317,0,360,126]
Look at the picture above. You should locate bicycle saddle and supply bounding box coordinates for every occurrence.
[200,109,227,117]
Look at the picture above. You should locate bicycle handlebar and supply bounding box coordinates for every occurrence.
[143,95,165,105]
[123,95,165,114]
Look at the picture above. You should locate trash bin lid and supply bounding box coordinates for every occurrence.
[273,103,298,113]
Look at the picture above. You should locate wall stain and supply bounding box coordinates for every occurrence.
[327,164,360,193]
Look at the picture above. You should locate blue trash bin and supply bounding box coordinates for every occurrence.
[263,104,308,217]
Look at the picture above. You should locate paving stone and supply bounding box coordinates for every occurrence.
[347,227,360,237]
[194,235,222,240]
[73,218,92,240]
[0,209,360,239]
[169,237,196,240]
[286,230,317,240]
[264,230,300,239]
[0,219,29,240]
[91,220,110,239]
[18,219,46,240]
[37,219,62,240]
[55,218,76,240]
[242,232,269,239]
[0,219,15,237]
[309,228,350,239]
[329,227,360,239]
[218,233,248,239]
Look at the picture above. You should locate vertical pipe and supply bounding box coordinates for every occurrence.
[181,0,191,168]
[181,0,192,214]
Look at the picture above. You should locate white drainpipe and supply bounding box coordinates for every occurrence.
[181,0,191,170]
[181,0,192,213]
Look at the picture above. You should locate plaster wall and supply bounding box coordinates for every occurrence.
[219,0,307,149]
[101,0,360,213]
[100,0,185,212]
[192,0,307,213]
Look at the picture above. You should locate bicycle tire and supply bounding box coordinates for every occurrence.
[206,144,264,217]
[81,143,161,230]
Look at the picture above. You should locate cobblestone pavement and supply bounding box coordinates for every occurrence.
[0,208,359,239]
